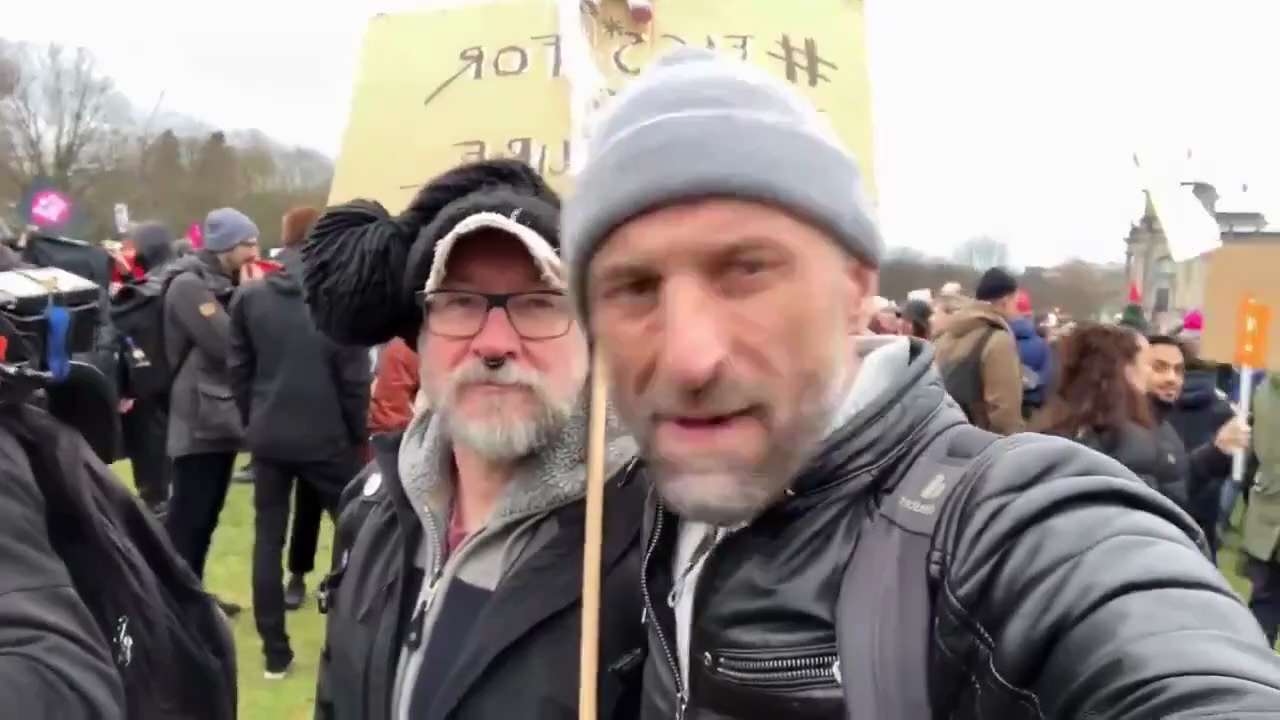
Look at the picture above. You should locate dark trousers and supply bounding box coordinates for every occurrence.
[252,457,350,665]
[287,479,324,577]
[166,452,236,580]
[1191,510,1221,564]
[121,398,171,508]
[1246,557,1280,648]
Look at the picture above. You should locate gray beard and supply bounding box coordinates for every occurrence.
[442,388,578,463]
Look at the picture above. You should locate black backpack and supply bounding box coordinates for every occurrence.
[0,403,237,719]
[838,421,1002,717]
[109,262,198,400]
[938,326,998,424]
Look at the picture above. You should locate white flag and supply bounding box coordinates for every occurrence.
[1134,154,1222,262]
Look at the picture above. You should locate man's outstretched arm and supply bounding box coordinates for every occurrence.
[936,434,1280,718]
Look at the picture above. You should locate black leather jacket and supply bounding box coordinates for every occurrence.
[639,338,1280,719]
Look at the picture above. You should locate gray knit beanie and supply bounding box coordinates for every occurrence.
[563,46,882,320]
[203,207,260,253]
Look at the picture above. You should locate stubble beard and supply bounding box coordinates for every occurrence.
[639,352,851,528]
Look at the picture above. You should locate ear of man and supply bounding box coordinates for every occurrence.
[845,260,877,335]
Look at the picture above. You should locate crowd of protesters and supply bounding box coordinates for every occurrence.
[6,46,1280,720]
[872,270,1265,567]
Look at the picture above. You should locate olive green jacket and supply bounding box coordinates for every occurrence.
[1242,376,1280,561]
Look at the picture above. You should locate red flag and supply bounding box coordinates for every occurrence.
[1128,283,1142,304]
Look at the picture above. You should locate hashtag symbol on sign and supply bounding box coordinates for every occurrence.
[767,35,837,87]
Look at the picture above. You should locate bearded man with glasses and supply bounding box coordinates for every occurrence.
[303,160,647,720]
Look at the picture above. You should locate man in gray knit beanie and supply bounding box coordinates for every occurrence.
[565,45,884,528]
[564,47,1280,719]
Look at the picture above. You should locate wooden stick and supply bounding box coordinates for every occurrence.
[579,351,610,720]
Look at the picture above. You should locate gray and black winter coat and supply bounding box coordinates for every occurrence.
[315,410,647,720]
[162,251,244,457]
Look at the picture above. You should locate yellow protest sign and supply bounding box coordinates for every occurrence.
[329,0,875,210]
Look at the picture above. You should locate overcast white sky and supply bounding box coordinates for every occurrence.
[7,0,1279,266]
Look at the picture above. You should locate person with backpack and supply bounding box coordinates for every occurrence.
[114,221,178,515]
[161,208,260,615]
[563,48,1280,718]
[932,266,1026,434]
[0,276,236,720]
[1010,290,1053,420]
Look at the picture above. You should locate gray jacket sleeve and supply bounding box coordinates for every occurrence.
[167,272,231,364]
[0,433,125,719]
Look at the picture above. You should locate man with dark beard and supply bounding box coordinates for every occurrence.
[304,160,645,720]
[1147,334,1251,559]
[565,47,1280,718]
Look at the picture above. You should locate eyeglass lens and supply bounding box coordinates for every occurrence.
[425,291,571,339]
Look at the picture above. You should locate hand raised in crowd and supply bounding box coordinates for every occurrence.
[1214,417,1252,454]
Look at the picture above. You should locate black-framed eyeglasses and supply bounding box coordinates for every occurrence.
[418,290,572,340]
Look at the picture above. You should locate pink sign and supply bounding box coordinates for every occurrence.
[30,189,71,226]
[188,222,204,249]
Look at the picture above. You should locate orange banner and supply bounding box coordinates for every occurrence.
[1236,297,1272,368]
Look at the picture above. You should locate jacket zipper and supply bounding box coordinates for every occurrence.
[704,650,841,685]
[641,504,687,719]
[405,508,447,650]
[404,568,443,650]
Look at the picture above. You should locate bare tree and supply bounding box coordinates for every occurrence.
[0,43,122,194]
[0,44,17,98]
[951,235,1011,271]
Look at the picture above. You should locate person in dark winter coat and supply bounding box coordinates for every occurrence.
[163,208,259,616]
[1147,335,1253,558]
[303,160,645,720]
[564,48,1280,719]
[117,222,178,514]
[235,205,333,615]
[1009,291,1052,418]
[0,353,236,719]
[131,221,177,275]
[228,240,369,678]
[0,415,122,719]
[1035,324,1189,506]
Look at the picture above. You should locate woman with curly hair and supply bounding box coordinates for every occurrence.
[1035,323,1187,506]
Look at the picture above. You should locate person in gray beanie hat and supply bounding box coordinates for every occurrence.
[564,45,881,321]
[154,206,262,618]
[203,207,261,254]
[568,47,1280,720]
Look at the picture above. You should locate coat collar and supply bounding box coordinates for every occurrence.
[792,337,961,498]
[395,394,636,568]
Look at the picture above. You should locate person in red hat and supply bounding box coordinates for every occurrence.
[1009,289,1053,420]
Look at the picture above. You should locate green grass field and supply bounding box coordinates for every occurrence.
[111,458,333,720]
[108,459,1271,718]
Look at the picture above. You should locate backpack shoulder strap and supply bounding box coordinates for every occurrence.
[836,422,999,719]
[974,324,1000,358]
